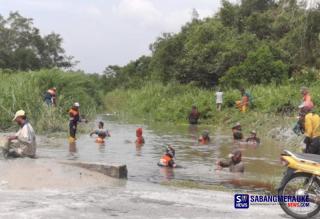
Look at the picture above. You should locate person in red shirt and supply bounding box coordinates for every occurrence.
[135,128,145,146]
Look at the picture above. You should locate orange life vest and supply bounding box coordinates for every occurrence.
[69,108,79,117]
[159,155,172,167]
[95,137,105,144]
[69,108,80,124]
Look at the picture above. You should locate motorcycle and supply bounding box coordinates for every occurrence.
[278,150,320,219]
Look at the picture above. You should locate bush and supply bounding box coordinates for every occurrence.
[0,69,103,132]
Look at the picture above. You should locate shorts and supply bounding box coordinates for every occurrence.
[308,137,320,155]
[69,122,77,138]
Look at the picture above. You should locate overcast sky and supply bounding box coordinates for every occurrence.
[0,0,235,73]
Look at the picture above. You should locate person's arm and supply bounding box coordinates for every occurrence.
[216,160,230,168]
[8,135,18,141]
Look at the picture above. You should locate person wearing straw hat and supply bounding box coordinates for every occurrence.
[246,130,260,144]
[4,110,36,158]
[232,122,243,141]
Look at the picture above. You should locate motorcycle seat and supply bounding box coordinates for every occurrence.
[290,151,320,164]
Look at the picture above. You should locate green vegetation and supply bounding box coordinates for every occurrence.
[103,0,320,128]
[0,12,73,71]
[0,69,105,132]
[104,0,320,89]
[105,82,320,126]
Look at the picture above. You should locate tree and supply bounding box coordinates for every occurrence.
[220,45,288,86]
[192,8,200,21]
[0,12,73,71]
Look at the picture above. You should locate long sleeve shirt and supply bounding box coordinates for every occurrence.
[15,122,36,157]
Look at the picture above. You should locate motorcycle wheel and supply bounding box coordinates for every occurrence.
[278,172,320,219]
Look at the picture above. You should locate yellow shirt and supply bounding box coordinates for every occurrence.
[304,113,320,138]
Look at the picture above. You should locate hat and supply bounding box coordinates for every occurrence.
[250,130,257,135]
[74,102,80,107]
[12,110,25,121]
[232,122,241,128]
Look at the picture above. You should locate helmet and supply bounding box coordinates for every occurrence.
[74,102,80,107]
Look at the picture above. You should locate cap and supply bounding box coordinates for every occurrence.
[74,102,80,107]
[12,110,25,121]
[250,130,257,135]
[232,122,241,128]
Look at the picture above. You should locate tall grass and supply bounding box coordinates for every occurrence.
[0,69,103,132]
[104,82,319,126]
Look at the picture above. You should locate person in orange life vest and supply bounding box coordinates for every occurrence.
[90,121,110,144]
[300,87,314,110]
[44,87,57,106]
[158,145,176,168]
[135,128,145,145]
[198,130,210,145]
[236,88,249,112]
[68,102,87,143]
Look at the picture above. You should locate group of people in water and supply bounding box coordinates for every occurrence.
[1,86,316,176]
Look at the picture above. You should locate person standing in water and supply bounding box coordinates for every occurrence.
[216,149,244,173]
[215,88,223,111]
[232,122,243,141]
[158,145,176,168]
[198,130,210,145]
[246,130,260,144]
[68,102,87,154]
[135,128,145,145]
[188,105,200,125]
[4,110,36,158]
[90,121,110,144]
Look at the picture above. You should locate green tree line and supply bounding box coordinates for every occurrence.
[0,12,74,71]
[103,0,320,89]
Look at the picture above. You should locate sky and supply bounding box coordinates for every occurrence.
[0,0,234,73]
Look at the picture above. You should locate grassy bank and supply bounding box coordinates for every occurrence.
[0,69,104,132]
[104,82,320,130]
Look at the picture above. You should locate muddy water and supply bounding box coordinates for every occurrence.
[36,115,286,191]
[0,116,290,218]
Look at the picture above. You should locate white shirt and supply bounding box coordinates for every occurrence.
[215,91,223,104]
[15,122,36,157]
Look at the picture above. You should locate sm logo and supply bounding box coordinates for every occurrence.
[234,194,249,209]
